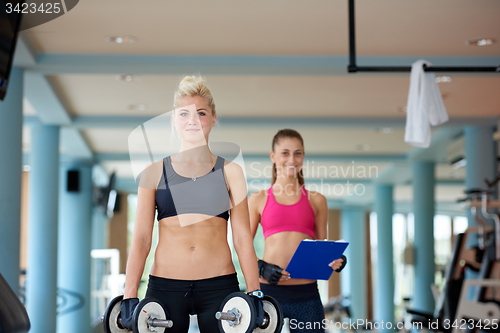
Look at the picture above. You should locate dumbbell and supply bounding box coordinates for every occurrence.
[216,292,283,333]
[102,295,173,333]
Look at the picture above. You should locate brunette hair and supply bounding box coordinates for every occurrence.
[271,129,305,186]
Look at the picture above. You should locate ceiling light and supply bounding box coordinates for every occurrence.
[106,36,136,44]
[435,76,452,83]
[356,144,371,151]
[128,103,147,111]
[450,156,467,169]
[379,127,394,134]
[465,38,495,46]
[116,75,141,82]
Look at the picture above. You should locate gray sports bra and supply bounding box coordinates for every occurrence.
[155,156,230,221]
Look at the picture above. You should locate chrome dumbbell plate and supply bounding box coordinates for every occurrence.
[218,293,256,333]
[255,296,284,333]
[133,298,172,333]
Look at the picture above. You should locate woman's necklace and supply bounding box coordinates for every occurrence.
[177,153,213,181]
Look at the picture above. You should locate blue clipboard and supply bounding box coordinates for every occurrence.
[285,240,349,280]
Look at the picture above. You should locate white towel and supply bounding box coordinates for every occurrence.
[404,60,449,148]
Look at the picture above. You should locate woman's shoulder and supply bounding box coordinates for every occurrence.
[305,188,327,206]
[248,189,268,209]
[220,156,238,168]
[221,157,245,177]
[137,159,163,190]
[249,189,267,200]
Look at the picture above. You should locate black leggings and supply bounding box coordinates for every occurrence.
[145,273,240,333]
[261,282,325,333]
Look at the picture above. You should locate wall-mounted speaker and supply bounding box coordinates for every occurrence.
[67,170,80,192]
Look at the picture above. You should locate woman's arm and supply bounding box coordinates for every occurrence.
[123,186,156,299]
[249,188,290,284]
[248,190,265,238]
[310,191,345,271]
[225,162,261,292]
[311,191,328,240]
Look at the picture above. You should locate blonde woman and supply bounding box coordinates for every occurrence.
[121,76,263,333]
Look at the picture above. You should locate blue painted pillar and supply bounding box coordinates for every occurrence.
[341,206,367,321]
[374,185,395,331]
[411,162,435,313]
[92,210,109,251]
[464,126,496,229]
[57,163,93,333]
[26,125,60,333]
[463,126,496,288]
[0,67,23,292]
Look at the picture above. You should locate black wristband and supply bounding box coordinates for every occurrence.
[335,255,347,272]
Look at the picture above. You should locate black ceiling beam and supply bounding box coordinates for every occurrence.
[347,0,499,73]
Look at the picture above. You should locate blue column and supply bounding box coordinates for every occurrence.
[411,162,435,313]
[26,125,60,333]
[0,67,23,292]
[57,163,93,333]
[92,210,109,250]
[341,206,367,321]
[464,126,496,228]
[374,185,395,331]
[463,126,496,288]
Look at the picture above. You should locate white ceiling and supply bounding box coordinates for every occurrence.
[17,0,500,213]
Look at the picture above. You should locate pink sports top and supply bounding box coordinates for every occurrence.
[261,186,316,239]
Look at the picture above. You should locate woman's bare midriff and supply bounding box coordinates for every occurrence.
[261,231,316,285]
[151,215,236,280]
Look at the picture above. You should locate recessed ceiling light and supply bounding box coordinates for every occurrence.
[465,38,495,46]
[116,75,141,82]
[379,127,394,134]
[356,144,371,151]
[435,76,452,83]
[128,103,147,111]
[106,36,136,44]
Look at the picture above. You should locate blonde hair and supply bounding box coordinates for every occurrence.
[173,76,216,115]
[271,129,305,186]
